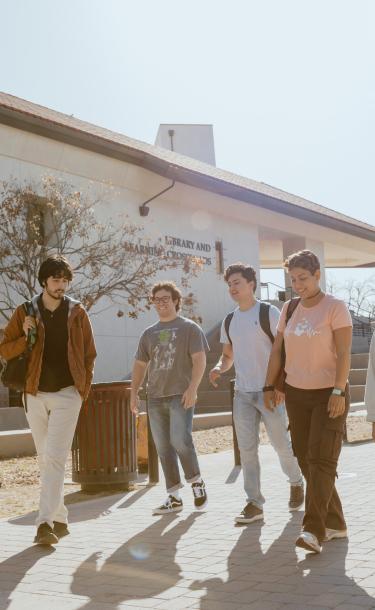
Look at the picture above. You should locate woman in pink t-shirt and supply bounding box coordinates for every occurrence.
[264,250,352,554]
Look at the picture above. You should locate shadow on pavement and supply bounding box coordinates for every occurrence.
[116,486,152,510]
[8,486,152,527]
[0,545,55,610]
[70,512,203,609]
[225,465,241,484]
[191,513,375,609]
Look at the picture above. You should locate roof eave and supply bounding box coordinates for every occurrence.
[1,105,374,244]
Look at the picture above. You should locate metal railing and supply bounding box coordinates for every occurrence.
[348,303,375,322]
[350,312,374,338]
[260,281,294,302]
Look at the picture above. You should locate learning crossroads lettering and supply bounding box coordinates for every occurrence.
[124,234,212,265]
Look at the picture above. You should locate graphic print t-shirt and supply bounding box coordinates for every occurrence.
[277,294,352,390]
[135,316,209,398]
[220,301,280,392]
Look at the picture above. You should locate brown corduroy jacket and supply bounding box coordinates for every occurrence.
[0,295,97,400]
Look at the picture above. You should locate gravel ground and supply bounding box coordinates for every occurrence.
[0,417,372,519]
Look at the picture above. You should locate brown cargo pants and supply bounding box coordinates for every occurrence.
[285,384,349,544]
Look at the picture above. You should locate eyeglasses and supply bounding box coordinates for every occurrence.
[152,296,172,304]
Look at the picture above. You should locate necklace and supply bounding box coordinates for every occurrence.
[303,289,322,301]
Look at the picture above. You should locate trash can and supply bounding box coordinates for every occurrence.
[71,381,137,491]
[135,410,159,484]
[137,388,159,484]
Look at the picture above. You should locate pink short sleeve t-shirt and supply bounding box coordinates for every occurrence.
[277,294,352,390]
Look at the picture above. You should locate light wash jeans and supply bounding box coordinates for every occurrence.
[233,389,303,509]
[148,395,201,494]
[25,386,82,527]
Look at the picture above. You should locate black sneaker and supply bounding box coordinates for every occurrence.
[192,480,208,509]
[289,484,304,511]
[153,495,183,515]
[235,503,264,524]
[34,523,59,545]
[53,521,70,538]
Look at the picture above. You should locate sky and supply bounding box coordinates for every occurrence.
[1,0,374,298]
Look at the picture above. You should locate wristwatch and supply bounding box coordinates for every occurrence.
[332,388,345,397]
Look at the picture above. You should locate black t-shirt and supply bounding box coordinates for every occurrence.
[38,296,74,392]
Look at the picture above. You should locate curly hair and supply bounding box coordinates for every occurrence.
[284,250,320,275]
[151,281,182,312]
[224,263,257,291]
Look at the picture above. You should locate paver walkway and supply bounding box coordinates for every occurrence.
[1,442,375,610]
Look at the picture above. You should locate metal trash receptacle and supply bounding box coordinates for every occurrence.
[71,381,137,491]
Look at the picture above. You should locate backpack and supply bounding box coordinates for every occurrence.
[224,302,274,345]
[0,301,36,393]
[224,299,300,346]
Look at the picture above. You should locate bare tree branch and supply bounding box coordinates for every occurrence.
[327,274,375,319]
[0,176,203,320]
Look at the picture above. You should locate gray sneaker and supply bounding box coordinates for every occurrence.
[289,484,304,511]
[235,503,263,524]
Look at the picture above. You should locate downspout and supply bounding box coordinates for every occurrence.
[139,129,176,217]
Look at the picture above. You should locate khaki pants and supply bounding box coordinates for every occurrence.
[25,386,82,528]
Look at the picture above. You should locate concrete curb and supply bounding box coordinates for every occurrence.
[0,429,36,458]
[0,405,368,459]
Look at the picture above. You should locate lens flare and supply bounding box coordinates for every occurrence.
[128,543,151,561]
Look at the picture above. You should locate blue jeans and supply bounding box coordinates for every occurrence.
[148,395,201,494]
[234,389,303,508]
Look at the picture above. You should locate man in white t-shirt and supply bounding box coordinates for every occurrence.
[209,263,304,524]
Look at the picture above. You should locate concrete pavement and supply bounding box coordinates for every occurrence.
[1,442,375,610]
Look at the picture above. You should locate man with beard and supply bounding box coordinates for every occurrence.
[0,255,96,544]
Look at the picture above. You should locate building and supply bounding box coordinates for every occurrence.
[1,91,374,388]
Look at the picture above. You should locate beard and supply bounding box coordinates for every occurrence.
[45,287,65,301]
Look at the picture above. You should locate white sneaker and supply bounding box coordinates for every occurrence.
[324,528,348,542]
[295,531,322,553]
[152,495,183,515]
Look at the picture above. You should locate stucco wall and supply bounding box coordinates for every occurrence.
[0,124,260,380]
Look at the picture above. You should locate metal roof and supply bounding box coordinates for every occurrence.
[0,91,374,243]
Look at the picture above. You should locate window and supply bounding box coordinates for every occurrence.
[26,196,45,245]
[26,195,59,248]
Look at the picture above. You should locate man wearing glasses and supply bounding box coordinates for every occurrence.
[130,281,209,514]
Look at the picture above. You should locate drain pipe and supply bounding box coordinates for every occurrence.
[139,179,175,216]
[139,129,176,217]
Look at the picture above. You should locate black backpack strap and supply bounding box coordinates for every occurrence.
[224,312,234,344]
[285,297,301,326]
[23,300,35,317]
[259,302,274,344]
[22,300,36,351]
